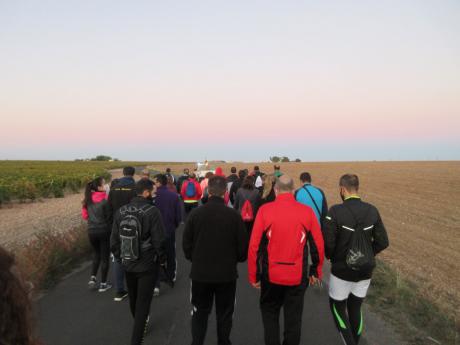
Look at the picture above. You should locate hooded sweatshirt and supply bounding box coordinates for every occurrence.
[82,191,111,235]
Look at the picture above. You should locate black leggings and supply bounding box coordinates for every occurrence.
[126,268,159,345]
[88,233,110,283]
[329,294,364,345]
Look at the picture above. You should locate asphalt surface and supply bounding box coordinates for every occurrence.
[36,227,400,345]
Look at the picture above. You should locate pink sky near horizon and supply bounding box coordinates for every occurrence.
[1,1,459,160]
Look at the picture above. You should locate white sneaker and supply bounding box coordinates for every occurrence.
[88,276,97,290]
[153,288,160,297]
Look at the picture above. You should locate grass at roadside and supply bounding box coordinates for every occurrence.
[367,260,459,345]
[14,225,91,291]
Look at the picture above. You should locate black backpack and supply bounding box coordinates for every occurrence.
[343,205,376,271]
[119,204,154,262]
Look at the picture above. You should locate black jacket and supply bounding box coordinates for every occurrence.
[107,177,137,225]
[233,188,262,217]
[176,174,189,194]
[87,199,111,235]
[110,197,166,273]
[183,196,249,282]
[324,197,389,282]
[226,174,239,183]
[229,178,244,205]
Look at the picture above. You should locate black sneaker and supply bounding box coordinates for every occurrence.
[114,290,128,301]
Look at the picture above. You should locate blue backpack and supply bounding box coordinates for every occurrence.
[185,181,197,197]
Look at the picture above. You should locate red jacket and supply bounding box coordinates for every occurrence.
[248,193,324,286]
[181,178,203,202]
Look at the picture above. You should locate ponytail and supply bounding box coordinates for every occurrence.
[82,176,104,207]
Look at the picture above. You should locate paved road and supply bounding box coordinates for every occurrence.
[37,228,400,345]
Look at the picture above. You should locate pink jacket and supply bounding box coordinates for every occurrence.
[82,191,108,220]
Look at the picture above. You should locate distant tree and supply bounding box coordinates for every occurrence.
[113,158,120,162]
[295,158,302,162]
[281,156,290,163]
[91,155,112,161]
[270,156,281,163]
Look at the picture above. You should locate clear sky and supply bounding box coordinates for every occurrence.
[1,0,459,162]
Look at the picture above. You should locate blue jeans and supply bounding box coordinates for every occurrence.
[113,260,126,293]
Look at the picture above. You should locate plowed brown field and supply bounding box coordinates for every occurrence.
[149,161,460,321]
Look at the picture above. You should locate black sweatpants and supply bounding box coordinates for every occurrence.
[260,280,307,345]
[125,267,159,345]
[155,233,177,287]
[191,280,237,345]
[329,294,364,345]
[184,202,199,217]
[88,233,110,283]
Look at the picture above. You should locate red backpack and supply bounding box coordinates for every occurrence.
[241,199,254,222]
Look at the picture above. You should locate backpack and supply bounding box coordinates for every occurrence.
[119,204,154,262]
[185,181,197,198]
[344,205,375,271]
[241,199,254,222]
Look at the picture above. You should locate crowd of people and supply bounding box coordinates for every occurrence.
[0,164,389,345]
[79,164,390,345]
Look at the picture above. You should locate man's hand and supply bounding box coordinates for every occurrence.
[251,281,261,289]
[309,276,322,287]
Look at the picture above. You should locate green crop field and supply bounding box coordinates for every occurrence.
[0,160,150,204]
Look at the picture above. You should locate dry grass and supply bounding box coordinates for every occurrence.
[13,225,91,291]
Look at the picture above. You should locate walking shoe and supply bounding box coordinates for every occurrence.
[98,282,112,292]
[88,276,97,290]
[114,290,128,301]
[153,287,160,297]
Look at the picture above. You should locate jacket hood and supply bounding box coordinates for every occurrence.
[116,176,136,187]
[91,191,107,203]
[215,167,225,177]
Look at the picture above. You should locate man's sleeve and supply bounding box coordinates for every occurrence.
[323,207,338,260]
[233,191,240,211]
[196,182,203,199]
[110,211,121,260]
[307,209,325,279]
[248,208,265,284]
[150,209,166,257]
[182,213,194,261]
[229,183,237,205]
[174,195,182,227]
[82,205,88,220]
[180,181,187,199]
[320,189,328,231]
[106,190,114,226]
[373,209,389,255]
[236,215,249,262]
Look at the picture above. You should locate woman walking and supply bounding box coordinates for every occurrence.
[261,174,276,205]
[234,176,261,236]
[82,177,112,292]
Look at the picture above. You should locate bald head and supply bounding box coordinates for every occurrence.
[275,175,294,194]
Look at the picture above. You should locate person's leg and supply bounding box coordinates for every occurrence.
[191,280,214,345]
[99,234,110,283]
[283,285,307,345]
[347,294,364,343]
[125,271,138,318]
[88,234,101,278]
[329,297,357,345]
[130,268,158,345]
[167,232,177,282]
[260,280,284,345]
[113,260,126,295]
[215,280,237,345]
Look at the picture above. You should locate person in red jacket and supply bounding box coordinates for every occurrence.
[181,172,203,216]
[248,175,325,345]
